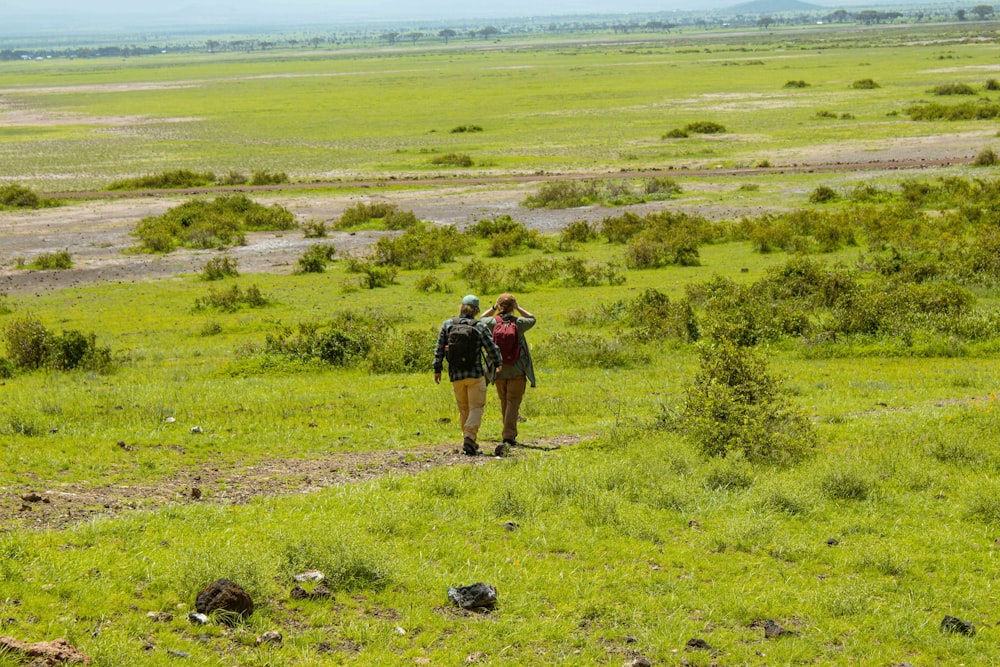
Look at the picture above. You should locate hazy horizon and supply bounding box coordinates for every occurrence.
[1,0,905,36]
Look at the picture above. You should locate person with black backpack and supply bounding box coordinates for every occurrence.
[482,293,536,457]
[433,294,503,456]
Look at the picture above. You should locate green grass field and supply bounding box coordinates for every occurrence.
[4,22,1000,666]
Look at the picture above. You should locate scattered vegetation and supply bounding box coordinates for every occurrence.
[430,153,474,167]
[24,250,73,270]
[523,177,681,209]
[663,121,727,138]
[783,80,810,88]
[108,169,216,191]
[449,124,483,133]
[850,78,880,89]
[296,243,337,273]
[333,202,419,231]
[930,82,977,95]
[2,314,116,373]
[0,183,53,209]
[192,283,269,312]
[132,195,297,252]
[200,255,239,280]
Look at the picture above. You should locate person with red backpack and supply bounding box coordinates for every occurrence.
[482,293,536,457]
[434,295,503,456]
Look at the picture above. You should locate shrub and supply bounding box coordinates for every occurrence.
[249,170,289,186]
[0,358,13,379]
[973,147,999,166]
[560,219,599,245]
[132,195,296,252]
[296,243,337,273]
[2,314,48,370]
[201,255,239,280]
[906,101,1000,121]
[29,250,73,270]
[369,223,462,269]
[850,78,880,89]
[334,202,419,231]
[820,469,871,501]
[540,333,649,369]
[449,124,483,133]
[193,284,269,312]
[219,170,248,185]
[986,78,1000,91]
[809,186,839,204]
[343,259,398,288]
[2,314,115,373]
[414,274,449,293]
[783,80,810,88]
[108,169,216,191]
[302,221,327,238]
[663,128,689,138]
[685,121,727,134]
[0,184,41,208]
[930,82,977,95]
[523,180,595,209]
[643,176,682,198]
[815,110,838,118]
[678,340,815,464]
[430,153,474,167]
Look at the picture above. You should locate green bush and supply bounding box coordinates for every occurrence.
[219,170,248,185]
[29,250,73,270]
[334,202,419,231]
[133,195,296,252]
[986,78,1000,91]
[523,180,595,208]
[539,333,650,369]
[663,128,689,138]
[809,185,839,204]
[973,147,998,166]
[193,284,269,312]
[302,221,327,238]
[430,153,474,167]
[2,314,115,373]
[449,124,483,133]
[678,340,815,464]
[249,170,289,186]
[684,120,727,134]
[783,80,810,88]
[560,219,599,245]
[906,101,1000,121]
[0,184,41,208]
[296,243,337,273]
[930,82,977,95]
[850,78,880,89]
[108,169,216,191]
[369,223,462,269]
[343,259,399,288]
[201,255,239,280]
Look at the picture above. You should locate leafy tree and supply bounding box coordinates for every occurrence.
[439,28,456,44]
[972,4,995,19]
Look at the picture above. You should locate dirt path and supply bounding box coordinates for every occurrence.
[3,435,588,532]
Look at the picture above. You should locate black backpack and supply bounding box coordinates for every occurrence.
[445,317,481,372]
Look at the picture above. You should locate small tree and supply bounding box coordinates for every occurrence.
[439,28,457,44]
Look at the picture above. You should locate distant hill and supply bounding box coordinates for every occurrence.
[729,0,823,12]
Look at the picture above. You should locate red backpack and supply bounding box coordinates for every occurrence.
[493,316,520,365]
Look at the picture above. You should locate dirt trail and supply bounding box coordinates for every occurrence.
[2,435,588,532]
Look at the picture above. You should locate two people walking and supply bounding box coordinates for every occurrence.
[433,293,536,456]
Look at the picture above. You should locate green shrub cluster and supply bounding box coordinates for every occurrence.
[27,250,73,270]
[296,243,337,273]
[249,170,289,186]
[343,259,399,288]
[302,221,328,238]
[0,184,43,208]
[930,82,977,95]
[449,124,483,133]
[570,287,699,343]
[677,340,815,464]
[200,255,239,280]
[132,195,297,252]
[367,223,463,269]
[906,101,1000,120]
[523,177,681,209]
[460,256,624,293]
[333,202,419,231]
[465,215,545,257]
[247,311,433,374]
[662,121,727,138]
[850,78,880,89]
[2,314,115,373]
[738,209,859,254]
[783,80,810,88]
[193,284,269,312]
[108,169,216,191]
[430,153,474,167]
[598,210,721,268]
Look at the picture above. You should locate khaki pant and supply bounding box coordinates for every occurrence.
[452,376,488,441]
[495,374,527,442]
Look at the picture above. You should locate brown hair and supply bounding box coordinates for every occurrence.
[460,304,479,317]
[496,293,516,314]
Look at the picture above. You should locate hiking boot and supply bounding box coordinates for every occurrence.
[462,437,479,456]
[494,442,511,457]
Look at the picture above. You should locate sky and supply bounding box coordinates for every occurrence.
[1,0,739,34]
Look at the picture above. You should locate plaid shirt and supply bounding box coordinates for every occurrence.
[433,316,503,382]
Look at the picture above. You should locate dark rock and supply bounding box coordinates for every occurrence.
[447,583,498,611]
[256,631,282,646]
[941,615,975,636]
[763,619,796,638]
[826,538,839,546]
[310,584,332,599]
[167,649,191,658]
[625,658,652,667]
[195,578,254,623]
[685,637,713,651]
[502,521,520,531]
[20,493,43,503]
[290,586,309,600]
[190,488,201,500]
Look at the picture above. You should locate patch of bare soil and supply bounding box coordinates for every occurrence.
[3,435,589,532]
